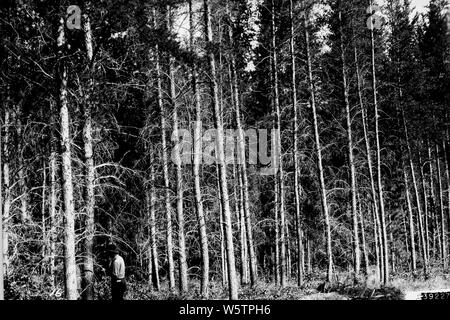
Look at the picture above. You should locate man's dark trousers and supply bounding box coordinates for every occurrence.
[111,279,126,300]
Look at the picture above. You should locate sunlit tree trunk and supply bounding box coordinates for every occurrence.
[152,8,175,292]
[303,11,333,283]
[0,97,3,300]
[435,143,447,269]
[166,6,188,294]
[289,0,304,287]
[2,107,10,279]
[57,16,77,300]
[369,0,388,284]
[339,8,360,278]
[49,101,57,290]
[147,156,160,291]
[204,0,238,300]
[401,105,427,274]
[354,42,382,277]
[226,1,257,287]
[189,0,209,298]
[81,4,95,300]
[16,114,29,223]
[419,153,430,262]
[271,0,287,286]
[403,168,417,273]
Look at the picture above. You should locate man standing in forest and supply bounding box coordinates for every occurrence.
[107,244,126,301]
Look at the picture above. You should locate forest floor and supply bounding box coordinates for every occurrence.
[121,272,450,301]
[7,270,450,300]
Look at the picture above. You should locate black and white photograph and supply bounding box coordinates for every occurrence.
[0,0,450,307]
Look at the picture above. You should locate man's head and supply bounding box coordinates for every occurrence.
[106,243,119,258]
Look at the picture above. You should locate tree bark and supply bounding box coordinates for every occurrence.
[204,0,238,300]
[57,16,78,300]
[82,5,95,300]
[303,11,333,283]
[0,97,3,300]
[2,107,10,279]
[271,0,287,286]
[369,0,389,284]
[152,8,175,292]
[166,6,188,294]
[403,168,417,273]
[289,0,304,287]
[226,1,257,287]
[401,106,427,274]
[339,7,360,277]
[189,0,209,298]
[435,143,447,269]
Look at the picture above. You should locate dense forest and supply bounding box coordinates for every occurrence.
[0,0,449,300]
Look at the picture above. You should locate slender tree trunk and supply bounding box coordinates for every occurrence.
[303,12,333,283]
[339,8,360,278]
[49,102,57,289]
[443,140,450,261]
[226,1,257,287]
[41,160,47,274]
[354,42,382,276]
[359,201,369,274]
[235,158,249,285]
[270,0,287,287]
[368,0,389,284]
[2,108,10,279]
[0,99,3,300]
[81,5,95,300]
[274,172,280,284]
[57,17,77,300]
[152,8,175,292]
[204,0,238,300]
[419,153,430,262]
[372,205,381,271]
[148,158,160,291]
[166,7,188,294]
[428,143,438,260]
[401,106,427,274]
[16,114,29,223]
[404,168,417,273]
[289,0,304,287]
[435,143,447,269]
[189,0,209,298]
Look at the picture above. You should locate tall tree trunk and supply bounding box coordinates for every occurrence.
[401,106,427,274]
[16,114,29,223]
[289,0,304,287]
[303,11,333,283]
[359,201,369,274]
[148,157,160,291]
[49,101,58,289]
[166,7,188,294]
[0,99,3,300]
[419,153,430,263]
[235,158,249,285]
[152,8,175,292]
[189,0,209,297]
[274,171,280,284]
[82,5,95,300]
[271,0,287,287]
[57,16,78,300]
[226,1,257,287]
[2,108,10,279]
[204,0,238,300]
[41,160,47,274]
[368,0,388,284]
[354,42,382,277]
[339,7,360,278]
[435,143,447,269]
[403,168,417,273]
